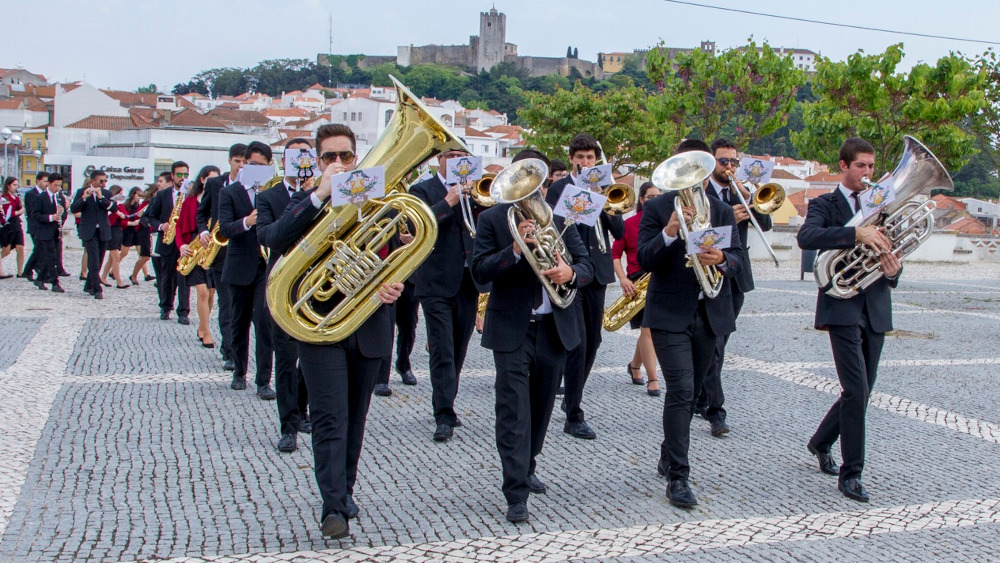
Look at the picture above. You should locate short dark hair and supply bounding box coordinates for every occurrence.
[244,141,273,163]
[512,148,550,167]
[839,137,876,166]
[549,159,567,174]
[90,169,107,180]
[316,124,356,153]
[48,173,63,183]
[637,180,657,211]
[568,133,601,158]
[676,138,711,155]
[228,143,248,160]
[710,138,737,155]
[158,171,173,181]
[35,171,49,181]
[109,184,123,195]
[284,137,312,150]
[171,161,189,173]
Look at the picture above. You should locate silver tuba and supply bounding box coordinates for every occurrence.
[651,151,725,299]
[490,158,576,308]
[815,135,954,299]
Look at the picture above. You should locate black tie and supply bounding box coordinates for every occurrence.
[720,187,729,202]
[851,192,860,213]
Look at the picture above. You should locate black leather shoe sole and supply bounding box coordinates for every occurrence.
[527,475,546,494]
[807,443,840,476]
[230,378,247,391]
[433,425,453,442]
[506,502,529,523]
[838,481,870,502]
[321,513,349,539]
[277,435,296,453]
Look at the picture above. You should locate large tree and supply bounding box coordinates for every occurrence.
[791,44,988,173]
[646,40,805,147]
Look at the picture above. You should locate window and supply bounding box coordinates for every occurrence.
[351,112,356,121]
[342,112,347,120]
[358,112,362,121]
[482,144,488,153]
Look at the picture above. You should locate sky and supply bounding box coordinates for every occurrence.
[2,0,996,92]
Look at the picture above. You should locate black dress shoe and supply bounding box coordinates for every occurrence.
[627,363,645,385]
[160,311,170,321]
[646,381,661,397]
[807,443,840,476]
[58,270,70,277]
[839,478,870,502]
[277,434,296,453]
[299,418,313,434]
[19,272,34,281]
[433,423,453,442]
[320,512,349,539]
[399,369,417,385]
[50,284,65,293]
[668,479,698,508]
[0,274,12,280]
[177,316,190,326]
[223,359,236,371]
[257,385,276,400]
[564,420,596,440]
[93,292,103,300]
[693,404,708,420]
[34,280,47,290]
[505,502,529,523]
[345,495,359,519]
[555,386,565,396]
[99,280,112,288]
[78,275,87,281]
[145,274,155,281]
[710,419,730,437]
[452,418,463,428]
[527,474,546,494]
[373,383,392,397]
[230,376,247,391]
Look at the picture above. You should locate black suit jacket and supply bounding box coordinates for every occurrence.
[266,189,393,358]
[471,203,594,353]
[197,173,236,234]
[637,191,744,336]
[796,189,898,333]
[706,179,772,294]
[409,175,484,298]
[256,180,294,273]
[70,187,114,241]
[141,188,181,256]
[218,181,264,286]
[545,175,625,286]
[30,190,60,241]
[24,187,42,235]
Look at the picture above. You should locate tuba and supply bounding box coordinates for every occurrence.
[651,151,725,298]
[490,158,576,308]
[601,272,649,331]
[815,136,953,299]
[267,76,464,343]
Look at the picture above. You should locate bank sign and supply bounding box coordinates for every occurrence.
[71,156,155,190]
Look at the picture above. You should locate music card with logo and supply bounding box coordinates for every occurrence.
[553,184,607,227]
[180,178,193,194]
[860,177,896,219]
[735,158,775,184]
[445,155,483,185]
[284,148,318,180]
[330,166,386,207]
[685,225,733,255]
[574,164,613,191]
[238,164,275,190]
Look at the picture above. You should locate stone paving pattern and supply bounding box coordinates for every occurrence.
[0,251,999,562]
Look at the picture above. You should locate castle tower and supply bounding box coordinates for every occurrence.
[477,8,505,71]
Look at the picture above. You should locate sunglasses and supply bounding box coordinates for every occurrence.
[174,172,190,178]
[320,151,356,164]
[717,158,740,166]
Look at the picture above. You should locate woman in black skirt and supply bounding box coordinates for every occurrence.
[124,186,154,285]
[0,177,25,279]
[176,166,220,348]
[99,185,129,289]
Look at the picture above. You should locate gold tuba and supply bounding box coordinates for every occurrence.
[814,136,953,299]
[162,192,184,245]
[602,272,649,331]
[266,76,465,343]
[490,158,576,308]
[651,151,725,298]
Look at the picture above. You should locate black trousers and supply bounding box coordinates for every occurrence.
[35,239,57,284]
[23,232,38,276]
[157,250,190,317]
[56,231,65,272]
[420,270,477,426]
[151,254,162,290]
[376,282,420,385]
[698,290,744,422]
[210,253,234,361]
[272,316,308,435]
[563,282,606,423]
[810,308,884,483]
[298,335,379,521]
[494,315,564,505]
[229,260,273,385]
[652,302,717,481]
[82,234,107,294]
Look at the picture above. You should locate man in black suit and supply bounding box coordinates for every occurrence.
[142,164,191,319]
[797,137,901,503]
[198,143,247,371]
[20,171,48,280]
[264,123,404,539]
[29,173,66,293]
[218,142,274,399]
[257,137,312,451]
[544,133,625,440]
[638,144,744,508]
[70,170,116,299]
[696,138,774,438]
[409,144,483,442]
[472,151,594,523]
[148,172,173,290]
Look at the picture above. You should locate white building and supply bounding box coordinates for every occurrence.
[237,93,273,112]
[181,93,226,112]
[959,198,1000,228]
[766,47,818,72]
[53,83,128,128]
[0,97,49,129]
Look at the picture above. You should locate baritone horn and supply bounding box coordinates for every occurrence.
[267,75,465,343]
[725,171,784,267]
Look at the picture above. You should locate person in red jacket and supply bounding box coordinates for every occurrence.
[177,165,221,348]
[99,185,130,288]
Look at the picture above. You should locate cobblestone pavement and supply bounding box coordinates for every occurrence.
[0,251,999,562]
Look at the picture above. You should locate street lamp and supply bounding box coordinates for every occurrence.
[1,128,21,179]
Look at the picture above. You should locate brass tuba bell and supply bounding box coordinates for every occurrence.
[603,182,636,216]
[266,76,466,343]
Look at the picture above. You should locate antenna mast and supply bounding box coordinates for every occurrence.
[328,13,334,87]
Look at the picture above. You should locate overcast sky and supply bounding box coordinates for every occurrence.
[2,0,996,92]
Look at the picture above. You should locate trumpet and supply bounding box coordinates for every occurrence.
[725,171,784,267]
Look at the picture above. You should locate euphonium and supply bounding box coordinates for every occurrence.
[601,273,649,331]
[815,136,953,299]
[162,192,184,245]
[199,220,228,268]
[651,151,724,298]
[490,158,576,308]
[267,75,464,343]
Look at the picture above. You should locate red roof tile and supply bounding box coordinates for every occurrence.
[65,116,136,130]
[944,216,988,234]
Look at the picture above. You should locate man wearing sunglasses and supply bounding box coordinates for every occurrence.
[71,170,116,299]
[143,162,192,319]
[696,138,773,438]
[408,143,485,443]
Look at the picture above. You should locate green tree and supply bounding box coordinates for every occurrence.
[952,151,1000,199]
[791,44,988,173]
[136,83,159,94]
[518,83,680,176]
[969,49,1000,171]
[646,40,805,147]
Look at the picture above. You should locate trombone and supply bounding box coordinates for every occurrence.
[459,174,497,238]
[590,141,635,253]
[725,171,784,267]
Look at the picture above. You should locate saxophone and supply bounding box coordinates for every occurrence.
[162,192,183,245]
[199,220,228,268]
[602,273,650,331]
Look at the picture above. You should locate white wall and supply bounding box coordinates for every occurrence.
[54,83,127,128]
